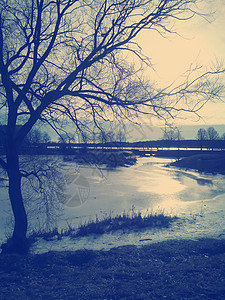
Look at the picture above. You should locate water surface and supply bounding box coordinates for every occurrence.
[1,156,225,252]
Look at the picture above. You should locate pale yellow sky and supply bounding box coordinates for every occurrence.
[137,0,225,126]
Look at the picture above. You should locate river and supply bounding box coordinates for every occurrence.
[0,156,225,253]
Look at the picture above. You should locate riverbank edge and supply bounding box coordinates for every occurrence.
[169,153,225,175]
[1,237,225,299]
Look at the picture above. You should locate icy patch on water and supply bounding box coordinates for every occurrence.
[1,156,225,253]
[31,191,225,254]
[31,208,225,254]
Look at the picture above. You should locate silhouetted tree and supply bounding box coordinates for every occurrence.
[0,0,224,253]
[207,127,219,140]
[207,127,219,150]
[42,132,51,143]
[117,129,126,143]
[58,133,76,143]
[163,130,178,141]
[98,129,114,144]
[25,128,51,144]
[163,128,183,141]
[197,128,208,150]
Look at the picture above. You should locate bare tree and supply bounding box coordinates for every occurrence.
[0,0,224,253]
[207,127,219,141]
[42,132,51,143]
[58,132,76,143]
[162,127,182,141]
[207,126,219,150]
[25,128,51,144]
[163,130,178,141]
[197,128,208,150]
[105,130,115,143]
[117,129,126,143]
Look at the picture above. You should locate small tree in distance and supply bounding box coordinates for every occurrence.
[207,127,219,141]
[162,128,183,141]
[197,128,208,151]
[196,127,220,150]
[207,127,219,150]
[42,132,51,144]
[25,128,51,144]
[0,0,224,253]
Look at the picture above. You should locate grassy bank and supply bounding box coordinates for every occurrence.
[1,238,225,299]
[170,153,225,174]
[29,209,176,241]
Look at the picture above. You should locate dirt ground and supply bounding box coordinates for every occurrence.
[0,238,225,299]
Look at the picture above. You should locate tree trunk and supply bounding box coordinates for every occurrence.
[1,148,28,254]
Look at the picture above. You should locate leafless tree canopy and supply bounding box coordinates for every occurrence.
[0,0,224,145]
[197,128,208,141]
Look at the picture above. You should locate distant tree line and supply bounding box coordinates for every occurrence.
[161,126,225,151]
[197,127,224,150]
[0,126,127,147]
[57,128,126,144]
[21,127,225,151]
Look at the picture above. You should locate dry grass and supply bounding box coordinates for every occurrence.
[29,208,176,241]
[76,209,175,237]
